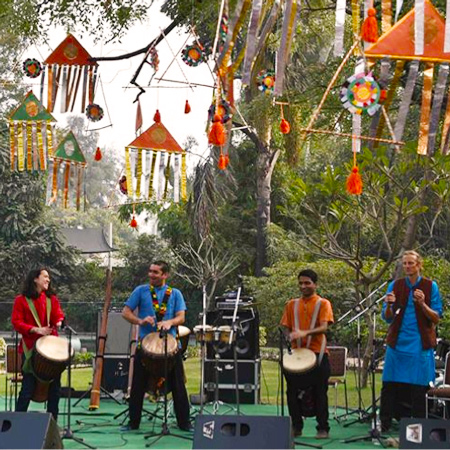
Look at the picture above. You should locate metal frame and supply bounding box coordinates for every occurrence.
[426,352,450,419]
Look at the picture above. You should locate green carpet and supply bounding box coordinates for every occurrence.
[1,395,400,449]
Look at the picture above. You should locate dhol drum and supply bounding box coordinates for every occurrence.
[193,324,214,343]
[178,325,191,355]
[140,332,179,378]
[283,348,317,375]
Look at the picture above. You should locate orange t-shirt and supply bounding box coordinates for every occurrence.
[280,294,334,353]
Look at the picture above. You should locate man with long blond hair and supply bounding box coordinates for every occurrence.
[380,250,443,432]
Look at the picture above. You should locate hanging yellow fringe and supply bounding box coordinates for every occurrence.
[181,153,187,201]
[136,149,143,198]
[125,147,134,198]
[63,162,71,208]
[164,153,172,200]
[51,159,59,203]
[26,123,32,171]
[47,121,53,158]
[381,0,392,34]
[9,120,15,171]
[37,122,45,170]
[148,151,157,199]
[418,63,434,155]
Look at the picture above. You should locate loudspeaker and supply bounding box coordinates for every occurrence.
[204,359,260,404]
[0,412,62,449]
[400,418,450,449]
[206,310,259,360]
[97,310,133,355]
[101,355,129,392]
[193,415,293,449]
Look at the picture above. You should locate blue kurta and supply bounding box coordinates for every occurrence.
[381,277,443,386]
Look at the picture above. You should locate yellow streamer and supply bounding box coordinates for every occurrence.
[37,122,45,170]
[381,0,392,34]
[47,65,53,112]
[164,153,172,200]
[26,123,32,171]
[9,120,15,171]
[352,0,360,37]
[63,162,71,209]
[136,149,143,198]
[51,159,59,203]
[181,153,187,201]
[418,63,434,155]
[148,151,157,199]
[17,124,24,171]
[47,122,53,158]
[125,147,134,198]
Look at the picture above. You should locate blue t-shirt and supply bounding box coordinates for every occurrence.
[125,284,186,340]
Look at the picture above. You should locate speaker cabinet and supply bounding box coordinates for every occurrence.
[101,355,129,392]
[204,359,260,404]
[193,415,293,449]
[97,310,134,355]
[0,412,62,449]
[400,418,450,449]
[206,309,259,360]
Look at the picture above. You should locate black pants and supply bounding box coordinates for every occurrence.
[380,381,428,429]
[284,353,331,432]
[128,348,190,429]
[16,371,61,421]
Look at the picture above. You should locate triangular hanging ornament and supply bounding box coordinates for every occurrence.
[10,91,56,122]
[53,131,86,164]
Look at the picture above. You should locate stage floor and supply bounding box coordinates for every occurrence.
[0,397,399,449]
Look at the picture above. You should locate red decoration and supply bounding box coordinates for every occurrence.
[153,109,161,123]
[130,216,138,228]
[208,114,226,146]
[184,100,191,114]
[119,176,127,195]
[361,8,379,43]
[218,151,227,170]
[280,118,291,134]
[94,147,102,161]
[346,166,363,195]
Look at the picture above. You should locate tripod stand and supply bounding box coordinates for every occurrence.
[343,297,387,447]
[144,330,192,448]
[61,324,96,449]
[278,328,322,450]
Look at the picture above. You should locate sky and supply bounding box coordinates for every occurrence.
[21,1,215,170]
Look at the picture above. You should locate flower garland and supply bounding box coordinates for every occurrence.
[150,285,172,320]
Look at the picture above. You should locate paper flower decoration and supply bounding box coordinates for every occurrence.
[182,43,205,67]
[86,103,104,122]
[340,72,383,116]
[119,175,127,195]
[257,70,275,94]
[208,99,232,124]
[23,58,43,78]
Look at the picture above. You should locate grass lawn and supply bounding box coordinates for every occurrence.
[0,358,381,411]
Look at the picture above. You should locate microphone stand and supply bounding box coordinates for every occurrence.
[230,287,241,415]
[278,328,322,449]
[61,323,96,449]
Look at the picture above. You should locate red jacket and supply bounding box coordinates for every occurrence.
[11,293,65,353]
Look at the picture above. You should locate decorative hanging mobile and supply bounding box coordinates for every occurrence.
[119,175,128,195]
[181,42,206,67]
[279,104,291,135]
[23,58,43,78]
[340,72,385,116]
[129,204,138,229]
[43,34,99,114]
[9,91,56,172]
[86,103,104,122]
[49,131,86,210]
[125,110,187,203]
[208,98,232,123]
[256,70,275,94]
[94,147,102,161]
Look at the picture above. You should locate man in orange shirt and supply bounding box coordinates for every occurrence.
[280,269,334,439]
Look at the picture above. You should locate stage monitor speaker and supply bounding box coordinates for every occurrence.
[400,418,450,449]
[97,310,133,355]
[0,412,62,449]
[101,355,129,392]
[206,309,259,360]
[193,415,293,449]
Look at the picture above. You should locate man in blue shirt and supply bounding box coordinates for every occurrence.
[121,260,191,432]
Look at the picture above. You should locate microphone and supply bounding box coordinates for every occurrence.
[159,328,168,338]
[278,327,292,355]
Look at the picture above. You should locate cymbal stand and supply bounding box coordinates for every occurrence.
[278,328,322,449]
[61,324,96,449]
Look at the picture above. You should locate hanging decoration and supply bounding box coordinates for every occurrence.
[94,147,102,161]
[150,47,160,71]
[256,70,275,94]
[49,131,86,210]
[130,204,138,228]
[360,6,379,43]
[218,148,229,170]
[208,114,226,146]
[181,43,205,67]
[340,72,384,116]
[334,0,347,56]
[9,90,56,172]
[44,34,98,114]
[184,100,191,114]
[208,98,232,123]
[119,175,128,195]
[23,58,43,78]
[86,103,104,122]
[125,110,187,202]
[279,104,291,134]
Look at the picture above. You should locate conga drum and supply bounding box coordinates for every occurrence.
[193,324,214,343]
[178,325,191,355]
[283,348,317,375]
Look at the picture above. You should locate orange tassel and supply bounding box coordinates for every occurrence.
[130,215,138,228]
[346,166,363,195]
[94,147,102,161]
[208,114,226,146]
[360,8,378,43]
[224,153,229,168]
[218,152,227,170]
[184,100,191,114]
[153,109,161,123]
[280,118,290,134]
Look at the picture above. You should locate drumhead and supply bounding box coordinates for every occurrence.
[35,335,71,361]
[178,325,191,337]
[141,332,178,356]
[193,325,213,333]
[283,348,316,373]
[218,325,232,332]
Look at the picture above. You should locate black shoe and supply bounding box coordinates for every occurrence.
[178,423,193,432]
[120,424,139,432]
